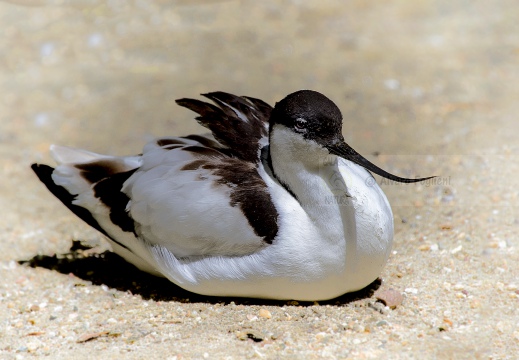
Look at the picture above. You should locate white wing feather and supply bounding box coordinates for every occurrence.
[123,140,267,258]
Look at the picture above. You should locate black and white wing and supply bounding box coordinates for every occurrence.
[32,92,279,273]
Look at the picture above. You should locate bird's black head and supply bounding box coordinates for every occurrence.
[270,90,435,184]
[270,90,344,146]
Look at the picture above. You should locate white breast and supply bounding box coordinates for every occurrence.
[141,151,394,300]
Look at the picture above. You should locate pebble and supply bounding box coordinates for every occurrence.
[418,244,430,251]
[453,283,465,291]
[259,309,272,319]
[450,245,463,254]
[26,342,40,352]
[315,332,327,341]
[351,324,365,333]
[470,299,481,309]
[247,314,258,321]
[76,331,109,343]
[376,289,401,307]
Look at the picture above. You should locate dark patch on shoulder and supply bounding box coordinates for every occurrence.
[31,164,131,251]
[182,146,226,158]
[201,159,279,244]
[76,160,126,184]
[93,169,137,234]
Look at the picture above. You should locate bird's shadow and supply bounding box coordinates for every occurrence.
[18,241,381,306]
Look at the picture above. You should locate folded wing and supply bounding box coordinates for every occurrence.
[32,92,279,271]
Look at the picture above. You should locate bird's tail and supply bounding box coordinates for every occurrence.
[31,145,161,275]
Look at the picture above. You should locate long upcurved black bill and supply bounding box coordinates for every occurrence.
[327,143,436,183]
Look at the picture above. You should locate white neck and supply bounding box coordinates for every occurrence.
[268,125,356,242]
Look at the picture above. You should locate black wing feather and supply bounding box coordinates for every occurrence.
[31,163,131,250]
[175,92,273,163]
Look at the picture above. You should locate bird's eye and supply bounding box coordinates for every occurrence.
[294,118,307,132]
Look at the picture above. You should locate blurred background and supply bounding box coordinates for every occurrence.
[1,0,519,356]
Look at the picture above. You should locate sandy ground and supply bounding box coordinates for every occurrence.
[1,0,519,358]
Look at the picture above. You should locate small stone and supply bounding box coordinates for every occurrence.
[450,245,463,254]
[76,331,109,343]
[247,314,258,321]
[315,332,327,341]
[369,300,389,314]
[253,348,265,358]
[352,324,365,333]
[26,342,40,352]
[259,309,272,319]
[452,283,465,291]
[470,299,481,309]
[374,289,404,309]
[29,305,40,312]
[236,331,248,341]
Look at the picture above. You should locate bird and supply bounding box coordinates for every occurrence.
[32,90,433,301]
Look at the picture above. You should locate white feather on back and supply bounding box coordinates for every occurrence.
[123,140,267,258]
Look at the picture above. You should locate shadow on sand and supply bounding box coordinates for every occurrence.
[18,241,381,306]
